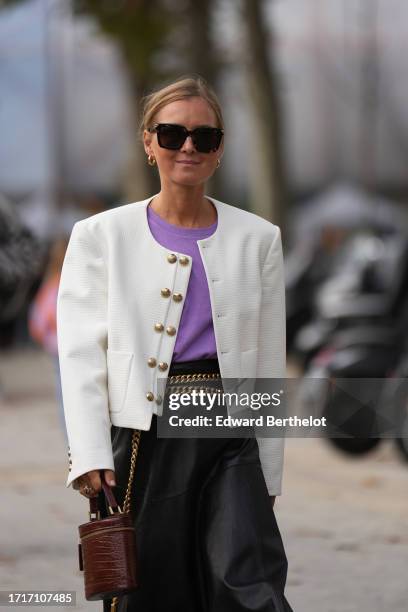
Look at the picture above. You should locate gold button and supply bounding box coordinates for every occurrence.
[172,293,183,302]
[167,253,177,264]
[161,288,171,298]
[147,357,157,368]
[154,323,164,332]
[158,362,168,371]
[155,395,163,405]
[146,392,155,401]
[179,256,189,266]
[166,326,176,336]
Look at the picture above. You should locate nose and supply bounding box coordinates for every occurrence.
[181,135,196,153]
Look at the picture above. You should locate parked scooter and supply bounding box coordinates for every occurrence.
[300,235,408,458]
[293,233,407,368]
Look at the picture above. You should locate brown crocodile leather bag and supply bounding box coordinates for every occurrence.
[78,430,140,611]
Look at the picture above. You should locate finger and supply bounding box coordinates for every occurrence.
[87,470,102,494]
[78,482,97,499]
[103,470,116,487]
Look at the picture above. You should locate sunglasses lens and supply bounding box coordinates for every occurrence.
[157,125,186,150]
[193,128,222,153]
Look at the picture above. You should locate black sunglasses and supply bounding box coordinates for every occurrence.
[147,123,224,153]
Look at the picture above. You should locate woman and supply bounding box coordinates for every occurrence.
[57,76,292,612]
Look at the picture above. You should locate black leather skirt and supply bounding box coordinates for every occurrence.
[102,359,293,612]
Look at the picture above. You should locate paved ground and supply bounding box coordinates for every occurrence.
[0,347,407,612]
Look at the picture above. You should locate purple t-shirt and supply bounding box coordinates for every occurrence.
[147,204,218,362]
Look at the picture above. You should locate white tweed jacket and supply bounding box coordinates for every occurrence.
[57,196,286,493]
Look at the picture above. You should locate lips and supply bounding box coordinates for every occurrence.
[176,160,200,165]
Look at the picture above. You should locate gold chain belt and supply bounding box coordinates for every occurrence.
[167,372,222,395]
[168,372,221,383]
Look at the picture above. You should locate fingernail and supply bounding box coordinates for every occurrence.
[108,479,116,486]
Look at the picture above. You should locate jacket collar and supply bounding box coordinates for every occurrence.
[138,194,224,250]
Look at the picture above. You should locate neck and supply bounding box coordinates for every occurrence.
[150,183,216,229]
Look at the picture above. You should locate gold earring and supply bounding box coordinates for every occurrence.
[216,159,221,169]
[147,154,156,166]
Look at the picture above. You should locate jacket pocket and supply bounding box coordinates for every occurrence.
[106,349,134,413]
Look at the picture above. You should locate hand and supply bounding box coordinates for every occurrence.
[74,469,116,498]
[270,495,276,509]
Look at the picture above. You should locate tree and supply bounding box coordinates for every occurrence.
[72,0,176,200]
[241,0,287,230]
[2,0,222,201]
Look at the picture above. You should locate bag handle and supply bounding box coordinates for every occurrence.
[89,496,99,519]
[88,481,120,519]
[102,481,120,512]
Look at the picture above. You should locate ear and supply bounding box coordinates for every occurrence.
[217,138,224,160]
[143,130,153,156]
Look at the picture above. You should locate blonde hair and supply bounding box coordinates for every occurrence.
[139,75,224,137]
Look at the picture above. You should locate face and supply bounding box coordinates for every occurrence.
[143,97,224,188]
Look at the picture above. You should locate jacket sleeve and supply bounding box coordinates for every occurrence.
[256,226,286,496]
[57,221,114,487]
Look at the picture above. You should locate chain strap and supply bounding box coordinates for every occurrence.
[122,429,141,514]
[109,431,140,612]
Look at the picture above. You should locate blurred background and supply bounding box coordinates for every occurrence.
[0,1,407,611]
